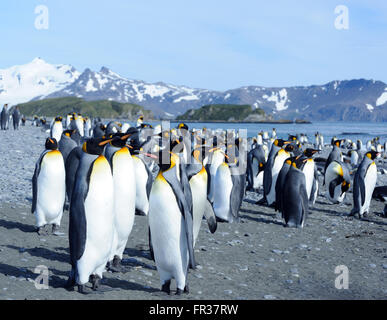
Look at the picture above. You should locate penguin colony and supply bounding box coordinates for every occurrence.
[23,111,387,295]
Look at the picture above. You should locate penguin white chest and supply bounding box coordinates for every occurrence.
[213,163,233,221]
[302,160,315,199]
[362,163,377,213]
[149,175,189,276]
[189,168,208,246]
[267,150,288,204]
[84,157,114,262]
[36,151,66,224]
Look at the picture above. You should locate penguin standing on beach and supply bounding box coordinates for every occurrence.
[282,157,309,228]
[32,138,66,235]
[12,106,21,130]
[186,146,217,246]
[301,148,319,202]
[104,132,136,272]
[212,143,245,223]
[350,151,379,219]
[66,136,114,294]
[246,143,266,192]
[324,139,343,184]
[262,139,291,206]
[50,117,63,142]
[148,138,195,295]
[1,104,9,130]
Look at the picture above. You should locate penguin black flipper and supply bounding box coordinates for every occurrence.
[31,150,49,214]
[329,176,342,199]
[65,147,83,203]
[204,200,217,233]
[162,167,196,269]
[229,164,244,222]
[300,182,309,224]
[144,160,154,199]
[68,159,92,268]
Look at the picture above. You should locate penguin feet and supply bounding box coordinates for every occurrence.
[37,225,48,236]
[107,256,130,273]
[51,224,61,235]
[255,197,267,205]
[175,285,189,296]
[161,280,171,295]
[89,275,113,294]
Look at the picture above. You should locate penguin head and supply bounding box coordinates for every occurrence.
[341,180,350,196]
[157,137,183,171]
[82,137,113,155]
[192,146,210,164]
[333,139,342,148]
[288,135,298,142]
[303,148,319,158]
[365,150,379,160]
[177,123,188,131]
[54,116,62,122]
[290,155,307,170]
[274,139,290,148]
[110,132,134,148]
[45,138,58,150]
[284,143,295,153]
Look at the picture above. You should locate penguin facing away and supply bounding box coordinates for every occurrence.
[66,137,115,294]
[350,150,379,219]
[148,138,195,295]
[282,157,309,228]
[32,138,66,235]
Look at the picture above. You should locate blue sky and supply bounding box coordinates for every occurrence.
[0,1,386,91]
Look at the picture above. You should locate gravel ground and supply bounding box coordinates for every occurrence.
[0,125,386,300]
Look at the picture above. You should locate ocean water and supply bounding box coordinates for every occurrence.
[121,120,387,145]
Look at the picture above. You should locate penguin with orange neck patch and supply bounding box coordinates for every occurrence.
[32,138,66,235]
[148,137,195,295]
[66,136,115,294]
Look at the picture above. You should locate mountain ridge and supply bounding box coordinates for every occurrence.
[1,58,386,121]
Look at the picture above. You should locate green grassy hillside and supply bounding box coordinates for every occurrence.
[18,97,153,119]
[176,104,266,121]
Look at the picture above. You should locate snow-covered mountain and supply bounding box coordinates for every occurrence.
[0,58,80,107]
[1,58,387,121]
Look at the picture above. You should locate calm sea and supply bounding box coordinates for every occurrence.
[122,120,387,145]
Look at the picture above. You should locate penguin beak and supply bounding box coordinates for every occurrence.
[98,138,113,146]
[121,134,131,140]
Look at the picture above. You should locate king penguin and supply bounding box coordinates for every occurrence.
[66,136,115,294]
[282,157,309,228]
[262,139,292,206]
[50,117,63,143]
[246,143,266,192]
[148,138,195,295]
[32,138,66,235]
[185,145,217,247]
[324,139,344,185]
[324,160,351,204]
[212,143,245,223]
[104,132,136,272]
[350,150,379,219]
